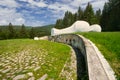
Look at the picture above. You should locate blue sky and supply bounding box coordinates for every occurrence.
[0,0,107,27]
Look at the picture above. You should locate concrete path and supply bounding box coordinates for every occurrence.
[79,35,116,80]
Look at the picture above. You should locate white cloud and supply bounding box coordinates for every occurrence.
[0,20,7,25]
[19,0,28,1]
[15,18,25,24]
[91,0,108,10]
[47,0,107,15]
[48,2,78,13]
[29,0,47,7]
[69,0,82,7]
[0,0,108,26]
[19,0,47,8]
[26,20,46,27]
[0,0,19,8]
[0,8,25,25]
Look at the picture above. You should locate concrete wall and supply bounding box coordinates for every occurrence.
[48,34,86,57]
[48,34,88,79]
[48,34,116,80]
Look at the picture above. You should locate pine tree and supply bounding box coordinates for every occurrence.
[73,13,78,22]
[100,3,109,31]
[29,27,35,39]
[77,7,83,20]
[19,24,27,38]
[54,19,63,29]
[63,11,69,28]
[83,2,95,25]
[95,9,101,24]
[100,0,120,31]
[8,23,15,39]
[108,0,120,31]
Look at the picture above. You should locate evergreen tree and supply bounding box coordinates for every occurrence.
[8,23,15,39]
[73,13,78,22]
[100,0,120,31]
[54,19,63,29]
[77,7,83,20]
[63,11,69,28]
[29,27,35,39]
[95,9,101,24]
[100,3,109,31]
[19,24,27,38]
[83,2,95,24]
[108,0,120,31]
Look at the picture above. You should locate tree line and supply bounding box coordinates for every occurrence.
[100,0,120,31]
[0,23,35,40]
[0,23,53,40]
[55,0,120,31]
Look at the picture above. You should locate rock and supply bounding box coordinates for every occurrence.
[28,77,35,80]
[27,72,33,76]
[2,69,10,73]
[13,74,25,80]
[34,66,40,71]
[37,74,48,80]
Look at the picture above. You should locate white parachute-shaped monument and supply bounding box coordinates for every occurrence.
[51,21,101,36]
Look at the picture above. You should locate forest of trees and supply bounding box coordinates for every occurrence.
[0,23,53,40]
[0,23,32,40]
[100,0,120,31]
[55,0,120,31]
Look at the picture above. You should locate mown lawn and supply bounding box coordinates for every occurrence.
[0,39,71,80]
[77,32,120,79]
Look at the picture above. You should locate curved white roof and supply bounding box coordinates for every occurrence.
[51,20,102,36]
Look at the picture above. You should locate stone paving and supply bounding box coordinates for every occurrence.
[0,49,48,80]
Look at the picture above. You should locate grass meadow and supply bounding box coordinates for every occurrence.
[78,32,120,79]
[0,39,71,80]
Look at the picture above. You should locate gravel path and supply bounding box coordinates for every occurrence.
[0,49,48,80]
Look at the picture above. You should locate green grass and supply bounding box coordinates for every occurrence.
[0,39,70,79]
[77,32,120,79]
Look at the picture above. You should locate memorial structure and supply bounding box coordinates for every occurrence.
[51,21,101,36]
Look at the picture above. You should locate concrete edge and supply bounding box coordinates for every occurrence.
[79,35,116,80]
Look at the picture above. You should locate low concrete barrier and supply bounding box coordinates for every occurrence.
[48,34,88,79]
[48,34,86,57]
[48,34,116,80]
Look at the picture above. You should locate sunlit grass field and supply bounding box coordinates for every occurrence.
[0,39,71,80]
[77,32,120,79]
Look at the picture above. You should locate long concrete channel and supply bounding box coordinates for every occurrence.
[48,34,116,80]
